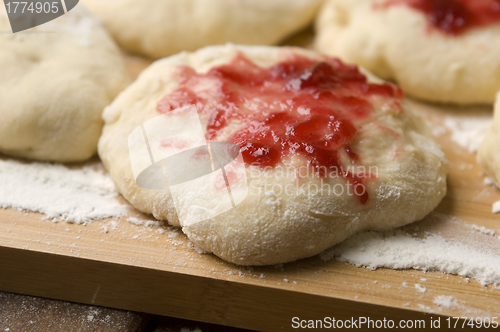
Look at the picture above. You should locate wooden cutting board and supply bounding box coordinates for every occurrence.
[1,34,500,332]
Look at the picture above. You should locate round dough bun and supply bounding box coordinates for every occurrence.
[315,0,500,105]
[99,45,447,265]
[0,6,130,162]
[81,0,323,59]
[479,92,500,186]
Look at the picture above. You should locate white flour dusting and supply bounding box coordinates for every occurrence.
[493,201,500,214]
[431,112,500,214]
[471,225,496,236]
[127,217,163,228]
[415,283,427,293]
[484,176,496,186]
[433,295,457,309]
[0,158,129,224]
[443,116,491,153]
[320,221,500,286]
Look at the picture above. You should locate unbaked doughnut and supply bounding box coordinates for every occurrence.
[98,45,447,265]
[315,0,500,104]
[0,6,130,162]
[81,0,323,59]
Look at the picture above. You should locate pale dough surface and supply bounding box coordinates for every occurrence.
[479,92,500,186]
[81,0,323,59]
[315,0,500,105]
[0,6,130,162]
[98,45,447,265]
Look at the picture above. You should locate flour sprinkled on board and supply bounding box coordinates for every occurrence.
[493,201,500,214]
[415,283,427,293]
[0,158,129,224]
[433,295,457,308]
[127,217,163,228]
[320,214,500,286]
[471,224,496,236]
[427,110,499,214]
[443,115,491,153]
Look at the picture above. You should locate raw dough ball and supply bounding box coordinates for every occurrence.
[479,92,500,185]
[99,45,447,265]
[0,6,131,162]
[315,0,500,104]
[81,0,323,59]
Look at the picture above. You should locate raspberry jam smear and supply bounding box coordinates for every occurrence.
[158,52,404,204]
[385,0,500,35]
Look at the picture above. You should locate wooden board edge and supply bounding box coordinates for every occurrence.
[0,245,453,332]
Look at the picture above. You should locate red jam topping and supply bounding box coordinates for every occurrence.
[385,0,500,35]
[157,53,404,204]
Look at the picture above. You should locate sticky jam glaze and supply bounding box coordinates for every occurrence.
[157,52,404,204]
[385,0,500,35]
